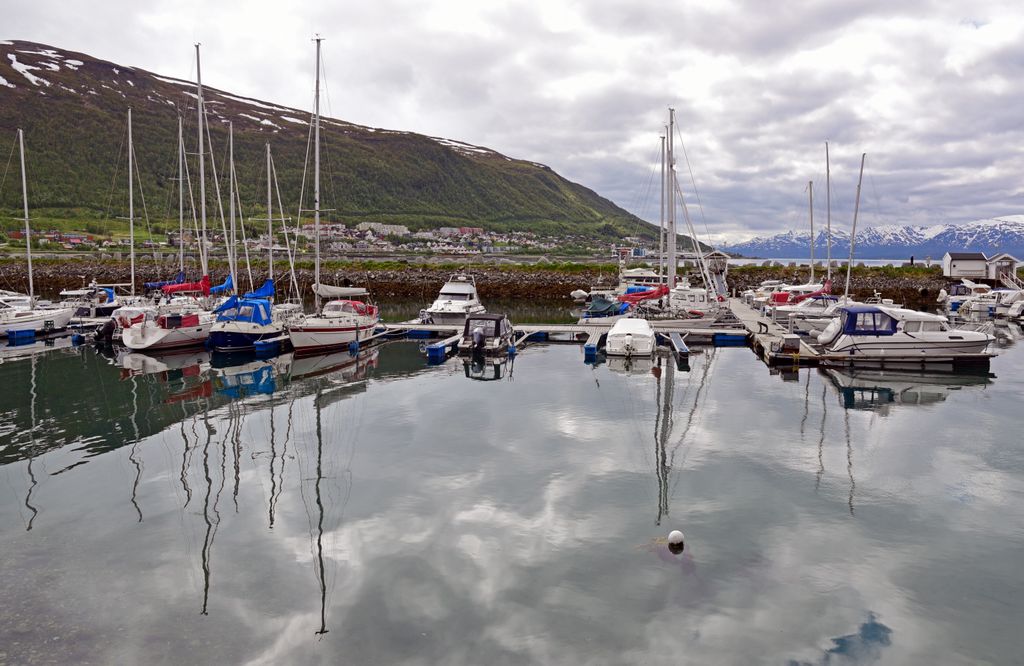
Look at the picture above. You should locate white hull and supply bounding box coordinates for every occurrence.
[427,306,485,326]
[0,307,74,335]
[826,334,992,356]
[605,319,656,357]
[288,318,378,352]
[122,318,214,351]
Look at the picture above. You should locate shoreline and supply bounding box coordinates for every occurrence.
[0,257,952,308]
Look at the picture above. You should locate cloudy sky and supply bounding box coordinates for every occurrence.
[6,0,1024,242]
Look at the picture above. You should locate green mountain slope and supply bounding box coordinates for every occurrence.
[0,40,661,243]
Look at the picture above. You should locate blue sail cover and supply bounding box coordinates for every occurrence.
[144,271,185,290]
[245,279,275,299]
[213,295,273,325]
[209,274,234,295]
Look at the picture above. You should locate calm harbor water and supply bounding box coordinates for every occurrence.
[2,319,1023,664]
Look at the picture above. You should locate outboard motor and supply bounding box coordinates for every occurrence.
[94,318,116,346]
[472,326,485,352]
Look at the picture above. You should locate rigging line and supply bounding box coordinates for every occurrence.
[270,153,302,299]
[180,125,202,272]
[231,157,255,291]
[0,134,16,205]
[103,119,128,220]
[626,139,663,231]
[204,114,233,278]
[674,123,713,245]
[130,138,153,243]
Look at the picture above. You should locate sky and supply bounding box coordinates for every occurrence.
[5,0,1024,243]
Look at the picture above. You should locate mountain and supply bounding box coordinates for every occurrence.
[0,40,654,241]
[720,216,1024,260]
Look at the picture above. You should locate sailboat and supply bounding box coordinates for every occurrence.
[0,130,75,337]
[123,113,216,351]
[287,37,380,353]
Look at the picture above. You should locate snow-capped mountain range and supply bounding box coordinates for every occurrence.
[719,216,1024,259]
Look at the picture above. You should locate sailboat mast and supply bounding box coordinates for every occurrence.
[196,44,208,276]
[844,153,866,300]
[826,141,832,281]
[128,107,135,296]
[313,36,322,312]
[666,108,677,290]
[228,122,238,295]
[178,116,185,273]
[658,133,665,280]
[18,129,33,304]
[266,142,273,282]
[808,180,814,284]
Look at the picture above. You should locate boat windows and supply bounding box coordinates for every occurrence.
[440,293,471,301]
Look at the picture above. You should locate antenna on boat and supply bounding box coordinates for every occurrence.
[844,153,866,301]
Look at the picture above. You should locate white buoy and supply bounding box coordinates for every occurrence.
[667,530,684,545]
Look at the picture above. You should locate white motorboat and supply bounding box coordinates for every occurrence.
[668,278,722,317]
[425,274,486,326]
[457,313,513,355]
[288,289,380,353]
[817,305,994,358]
[606,318,656,357]
[958,289,1024,319]
[938,279,992,313]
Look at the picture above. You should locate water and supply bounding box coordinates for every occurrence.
[2,321,1024,664]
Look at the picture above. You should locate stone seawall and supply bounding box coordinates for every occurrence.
[0,258,948,309]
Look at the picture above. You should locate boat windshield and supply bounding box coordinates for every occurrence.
[324,302,357,314]
[440,292,471,301]
[467,320,499,336]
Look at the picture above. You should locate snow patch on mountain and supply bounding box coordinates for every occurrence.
[7,53,50,86]
[720,216,1024,259]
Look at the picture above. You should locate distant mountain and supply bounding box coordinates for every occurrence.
[0,40,655,241]
[720,216,1024,260]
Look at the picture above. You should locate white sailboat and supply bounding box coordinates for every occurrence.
[0,129,74,337]
[288,37,380,353]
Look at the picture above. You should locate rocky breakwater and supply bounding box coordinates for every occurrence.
[726,266,948,310]
[0,258,614,301]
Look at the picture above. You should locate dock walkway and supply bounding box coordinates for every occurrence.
[729,298,819,366]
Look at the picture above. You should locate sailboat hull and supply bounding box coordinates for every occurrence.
[122,319,214,351]
[209,321,285,352]
[0,308,75,336]
[288,319,378,353]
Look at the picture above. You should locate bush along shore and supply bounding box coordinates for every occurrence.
[0,257,951,309]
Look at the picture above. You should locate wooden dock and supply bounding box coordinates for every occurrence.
[729,298,819,366]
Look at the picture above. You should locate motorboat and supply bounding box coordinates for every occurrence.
[457,313,513,355]
[958,289,1024,319]
[581,295,630,319]
[287,288,380,353]
[668,278,722,317]
[424,274,486,326]
[59,283,142,319]
[742,279,788,306]
[816,305,994,358]
[605,317,656,357]
[0,300,74,336]
[938,279,992,313]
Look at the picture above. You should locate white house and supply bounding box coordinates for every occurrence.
[942,252,987,278]
[942,251,1021,282]
[985,252,1021,282]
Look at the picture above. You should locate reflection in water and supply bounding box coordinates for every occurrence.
[25,354,39,531]
[128,375,143,522]
[463,353,511,381]
[788,612,893,665]
[823,368,992,414]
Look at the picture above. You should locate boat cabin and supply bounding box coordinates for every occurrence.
[462,313,512,340]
